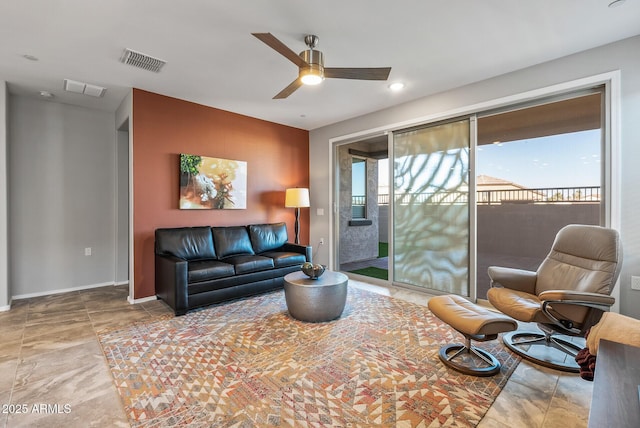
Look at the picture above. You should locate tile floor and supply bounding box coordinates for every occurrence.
[0,282,593,427]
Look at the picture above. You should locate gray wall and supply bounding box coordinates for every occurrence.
[8,96,117,296]
[478,204,600,258]
[0,82,7,309]
[115,91,132,297]
[476,203,601,299]
[379,204,389,244]
[115,128,129,284]
[310,35,640,318]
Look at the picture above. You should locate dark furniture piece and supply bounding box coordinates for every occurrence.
[155,222,311,315]
[588,339,640,428]
[487,224,622,372]
[283,271,348,322]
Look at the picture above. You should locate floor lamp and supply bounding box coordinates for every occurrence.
[285,188,310,244]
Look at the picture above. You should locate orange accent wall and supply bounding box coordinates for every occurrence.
[132,89,309,299]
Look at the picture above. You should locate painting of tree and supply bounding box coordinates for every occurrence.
[179,154,247,209]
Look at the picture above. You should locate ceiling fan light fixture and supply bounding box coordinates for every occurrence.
[301,74,323,85]
[300,67,324,85]
[299,49,325,85]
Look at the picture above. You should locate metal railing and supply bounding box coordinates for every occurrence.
[477,186,600,205]
[352,186,601,206]
[352,195,366,206]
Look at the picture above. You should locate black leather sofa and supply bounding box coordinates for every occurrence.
[155,222,311,315]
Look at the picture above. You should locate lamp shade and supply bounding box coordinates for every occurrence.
[285,188,310,208]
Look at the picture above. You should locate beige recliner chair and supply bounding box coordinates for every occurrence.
[487,224,623,372]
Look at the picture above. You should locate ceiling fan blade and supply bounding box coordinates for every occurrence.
[273,78,303,99]
[324,67,391,80]
[252,33,308,68]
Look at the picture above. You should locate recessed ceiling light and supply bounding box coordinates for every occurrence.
[388,82,405,91]
[23,54,39,61]
[608,0,626,7]
[39,91,53,98]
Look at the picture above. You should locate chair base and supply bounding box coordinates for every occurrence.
[502,330,582,373]
[428,295,517,377]
[438,343,501,377]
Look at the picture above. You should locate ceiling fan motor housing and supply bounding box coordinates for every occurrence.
[299,49,324,83]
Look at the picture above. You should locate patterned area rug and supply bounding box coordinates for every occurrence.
[98,287,519,427]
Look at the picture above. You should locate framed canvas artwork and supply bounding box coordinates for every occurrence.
[179,154,247,209]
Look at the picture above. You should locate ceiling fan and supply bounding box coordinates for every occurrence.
[252,33,392,99]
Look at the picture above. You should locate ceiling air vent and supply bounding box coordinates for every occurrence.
[63,79,106,97]
[120,48,166,73]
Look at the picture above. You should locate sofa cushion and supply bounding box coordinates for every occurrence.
[261,251,307,268]
[155,227,216,260]
[223,255,275,274]
[212,226,255,258]
[249,222,288,254]
[187,260,235,283]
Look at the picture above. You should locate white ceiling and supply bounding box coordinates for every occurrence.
[1,0,639,130]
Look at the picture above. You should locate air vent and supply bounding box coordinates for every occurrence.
[63,79,106,98]
[120,48,166,73]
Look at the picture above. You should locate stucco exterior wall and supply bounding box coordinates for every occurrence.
[338,146,378,264]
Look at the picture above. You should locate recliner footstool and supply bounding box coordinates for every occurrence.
[428,295,517,376]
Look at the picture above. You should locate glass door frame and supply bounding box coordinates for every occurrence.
[329,71,620,306]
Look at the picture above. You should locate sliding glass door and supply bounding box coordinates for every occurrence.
[475,90,604,300]
[333,80,615,304]
[392,118,471,296]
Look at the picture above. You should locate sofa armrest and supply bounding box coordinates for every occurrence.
[155,254,189,315]
[281,242,312,262]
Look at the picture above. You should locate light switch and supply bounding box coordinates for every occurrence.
[317,208,324,216]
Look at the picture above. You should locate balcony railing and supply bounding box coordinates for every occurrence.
[352,186,600,206]
[476,186,600,205]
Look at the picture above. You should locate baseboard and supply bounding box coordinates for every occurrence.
[128,295,157,305]
[0,302,11,312]
[12,281,116,300]
[114,280,129,286]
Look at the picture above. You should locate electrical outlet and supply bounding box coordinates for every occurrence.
[84,247,92,256]
[632,276,640,291]
[319,238,325,245]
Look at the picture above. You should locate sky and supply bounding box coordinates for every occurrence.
[476,129,601,188]
[352,159,367,195]
[375,129,601,191]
